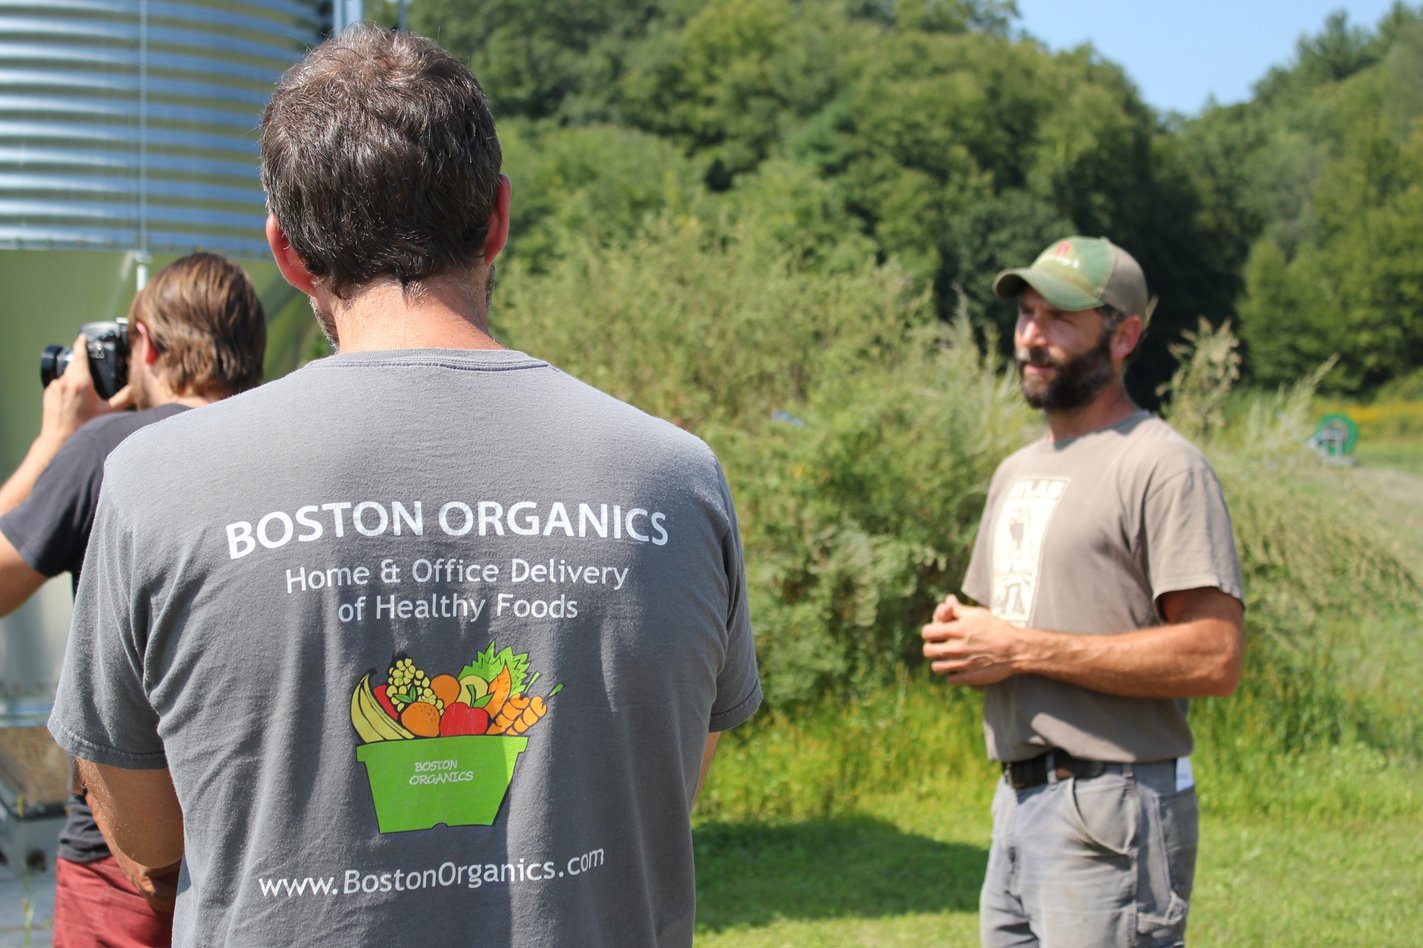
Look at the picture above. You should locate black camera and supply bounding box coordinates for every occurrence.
[40,320,131,400]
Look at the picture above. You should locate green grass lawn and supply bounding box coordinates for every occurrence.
[1197,814,1422,945]
[1351,442,1423,568]
[694,736,1423,946]
[691,427,1423,939]
[693,775,991,946]
[1355,441,1423,477]
[692,435,1423,945]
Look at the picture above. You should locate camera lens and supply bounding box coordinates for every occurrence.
[40,344,70,388]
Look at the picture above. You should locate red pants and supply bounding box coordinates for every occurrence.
[53,856,173,948]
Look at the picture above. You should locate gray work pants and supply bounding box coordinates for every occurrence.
[980,758,1198,947]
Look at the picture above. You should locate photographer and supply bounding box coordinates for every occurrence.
[0,252,265,946]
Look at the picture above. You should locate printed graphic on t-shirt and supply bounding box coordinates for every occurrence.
[222,496,688,900]
[990,477,1069,625]
[351,642,562,834]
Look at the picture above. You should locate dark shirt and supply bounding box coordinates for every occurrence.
[0,403,187,861]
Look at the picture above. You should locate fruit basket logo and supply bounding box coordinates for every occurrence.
[351,642,562,833]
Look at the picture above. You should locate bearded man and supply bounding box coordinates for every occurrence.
[921,236,1245,947]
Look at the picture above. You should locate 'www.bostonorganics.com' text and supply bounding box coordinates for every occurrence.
[257,849,606,899]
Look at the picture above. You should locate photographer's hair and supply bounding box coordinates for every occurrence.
[128,253,267,398]
[259,23,502,299]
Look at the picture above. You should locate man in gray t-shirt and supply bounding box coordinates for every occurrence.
[49,26,759,947]
[922,236,1244,947]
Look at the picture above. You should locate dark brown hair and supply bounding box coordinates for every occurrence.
[259,24,503,298]
[128,253,267,397]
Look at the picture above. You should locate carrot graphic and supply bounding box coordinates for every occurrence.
[484,665,513,720]
[490,683,561,736]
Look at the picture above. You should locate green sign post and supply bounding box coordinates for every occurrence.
[1309,413,1360,461]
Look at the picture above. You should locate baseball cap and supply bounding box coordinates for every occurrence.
[992,236,1148,316]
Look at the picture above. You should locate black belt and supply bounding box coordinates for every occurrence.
[1004,750,1108,790]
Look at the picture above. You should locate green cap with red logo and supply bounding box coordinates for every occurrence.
[992,236,1148,316]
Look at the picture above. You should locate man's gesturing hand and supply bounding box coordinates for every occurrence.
[921,594,1020,686]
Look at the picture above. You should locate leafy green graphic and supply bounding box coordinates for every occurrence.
[459,642,532,695]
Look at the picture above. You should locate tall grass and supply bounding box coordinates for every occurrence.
[499,219,1421,805]
[696,674,991,823]
[1167,327,1422,774]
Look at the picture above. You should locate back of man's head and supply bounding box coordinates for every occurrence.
[128,253,267,399]
[259,24,503,299]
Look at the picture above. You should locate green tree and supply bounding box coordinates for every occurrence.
[618,0,851,186]
[1226,9,1423,393]
[498,121,705,271]
[845,0,1017,34]
[407,0,686,121]
[786,28,1220,401]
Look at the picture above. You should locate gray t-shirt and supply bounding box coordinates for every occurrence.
[0,402,187,864]
[49,348,760,947]
[963,411,1243,763]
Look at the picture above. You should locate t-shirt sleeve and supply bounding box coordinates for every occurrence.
[1143,463,1245,607]
[47,480,167,769]
[0,430,106,578]
[707,464,761,733]
[962,501,996,607]
[962,466,1007,607]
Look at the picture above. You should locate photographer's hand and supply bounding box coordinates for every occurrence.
[0,334,128,520]
[40,333,127,444]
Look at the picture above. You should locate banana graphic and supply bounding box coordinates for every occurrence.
[351,672,415,743]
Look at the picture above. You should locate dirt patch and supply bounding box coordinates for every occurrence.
[0,727,69,812]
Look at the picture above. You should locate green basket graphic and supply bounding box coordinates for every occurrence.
[356,735,529,833]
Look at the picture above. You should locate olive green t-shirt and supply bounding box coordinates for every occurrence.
[963,411,1243,763]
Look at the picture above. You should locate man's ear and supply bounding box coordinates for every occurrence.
[266,215,318,295]
[1112,313,1144,362]
[482,175,512,266]
[132,321,160,367]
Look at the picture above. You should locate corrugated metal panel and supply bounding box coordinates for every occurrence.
[0,0,329,258]
[0,0,351,726]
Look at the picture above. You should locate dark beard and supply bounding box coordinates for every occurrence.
[1016,328,1114,413]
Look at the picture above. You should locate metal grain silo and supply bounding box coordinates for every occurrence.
[0,1,360,862]
[0,0,369,871]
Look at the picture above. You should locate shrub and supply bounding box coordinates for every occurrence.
[1166,325,1422,762]
[495,212,1033,706]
